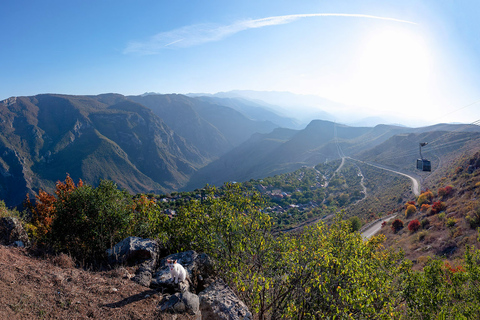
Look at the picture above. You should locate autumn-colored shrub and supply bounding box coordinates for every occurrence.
[408,219,421,232]
[417,191,434,206]
[25,174,83,243]
[405,201,416,207]
[421,204,431,212]
[431,201,447,214]
[405,204,417,218]
[381,221,387,228]
[438,186,454,198]
[391,219,404,233]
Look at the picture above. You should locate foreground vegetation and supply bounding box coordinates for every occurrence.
[0,173,474,319]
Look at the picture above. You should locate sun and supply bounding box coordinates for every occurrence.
[348,26,433,115]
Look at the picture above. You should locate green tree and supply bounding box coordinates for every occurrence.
[50,180,133,263]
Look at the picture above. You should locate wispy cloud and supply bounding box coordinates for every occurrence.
[124,13,416,55]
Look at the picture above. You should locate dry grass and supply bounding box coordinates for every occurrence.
[0,245,162,319]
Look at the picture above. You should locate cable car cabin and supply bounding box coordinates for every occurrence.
[417,159,431,172]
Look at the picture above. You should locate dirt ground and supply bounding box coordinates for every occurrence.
[0,244,163,319]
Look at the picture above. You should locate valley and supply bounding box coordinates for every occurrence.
[1,91,480,319]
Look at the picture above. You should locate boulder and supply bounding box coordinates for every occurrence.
[106,236,158,265]
[0,217,29,247]
[157,291,201,320]
[151,250,215,293]
[198,279,252,320]
[106,236,159,287]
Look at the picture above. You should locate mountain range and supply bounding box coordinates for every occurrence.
[1,91,479,207]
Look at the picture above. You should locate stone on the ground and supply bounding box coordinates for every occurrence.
[198,279,252,320]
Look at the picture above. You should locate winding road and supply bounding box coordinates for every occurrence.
[346,157,421,196]
[360,214,397,239]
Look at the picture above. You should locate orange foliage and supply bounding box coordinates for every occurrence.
[420,204,431,212]
[26,174,83,242]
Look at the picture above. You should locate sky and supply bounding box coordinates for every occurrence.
[1,0,480,126]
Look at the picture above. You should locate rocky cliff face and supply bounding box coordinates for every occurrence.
[0,94,209,206]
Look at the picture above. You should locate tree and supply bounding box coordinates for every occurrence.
[50,180,133,263]
[349,216,362,232]
[25,174,83,243]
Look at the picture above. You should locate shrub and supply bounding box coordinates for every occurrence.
[391,219,404,233]
[408,219,421,232]
[417,230,428,241]
[431,201,447,214]
[421,218,430,229]
[438,212,446,220]
[446,217,456,228]
[417,191,433,206]
[25,175,83,244]
[438,186,454,198]
[421,204,431,212]
[405,204,417,218]
[405,201,416,207]
[466,207,480,228]
[349,216,362,232]
[50,180,135,263]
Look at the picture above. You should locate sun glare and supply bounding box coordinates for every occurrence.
[348,27,433,115]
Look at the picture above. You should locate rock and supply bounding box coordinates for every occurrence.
[198,279,252,320]
[0,217,29,247]
[106,236,158,265]
[107,237,159,287]
[151,251,215,293]
[157,292,201,319]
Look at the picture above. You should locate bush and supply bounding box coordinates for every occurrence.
[446,217,456,228]
[391,219,404,233]
[431,201,447,214]
[405,204,417,218]
[349,216,362,232]
[421,204,431,212]
[25,175,83,244]
[50,180,135,263]
[421,218,430,229]
[417,230,428,241]
[438,186,454,198]
[405,201,416,207]
[466,207,480,228]
[417,191,433,206]
[408,219,421,232]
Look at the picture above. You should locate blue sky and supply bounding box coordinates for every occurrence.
[1,0,480,125]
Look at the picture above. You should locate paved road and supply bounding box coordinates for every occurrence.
[361,214,397,239]
[346,157,421,196]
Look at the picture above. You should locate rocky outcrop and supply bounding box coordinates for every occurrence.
[108,237,251,319]
[106,236,159,287]
[106,236,159,265]
[0,216,29,247]
[151,250,215,292]
[157,291,201,319]
[199,279,252,320]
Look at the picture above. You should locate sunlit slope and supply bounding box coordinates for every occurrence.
[0,94,208,206]
[128,93,278,157]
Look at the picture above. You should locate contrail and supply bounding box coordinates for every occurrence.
[124,13,417,55]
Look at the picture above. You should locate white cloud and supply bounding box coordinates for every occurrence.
[124,13,416,55]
